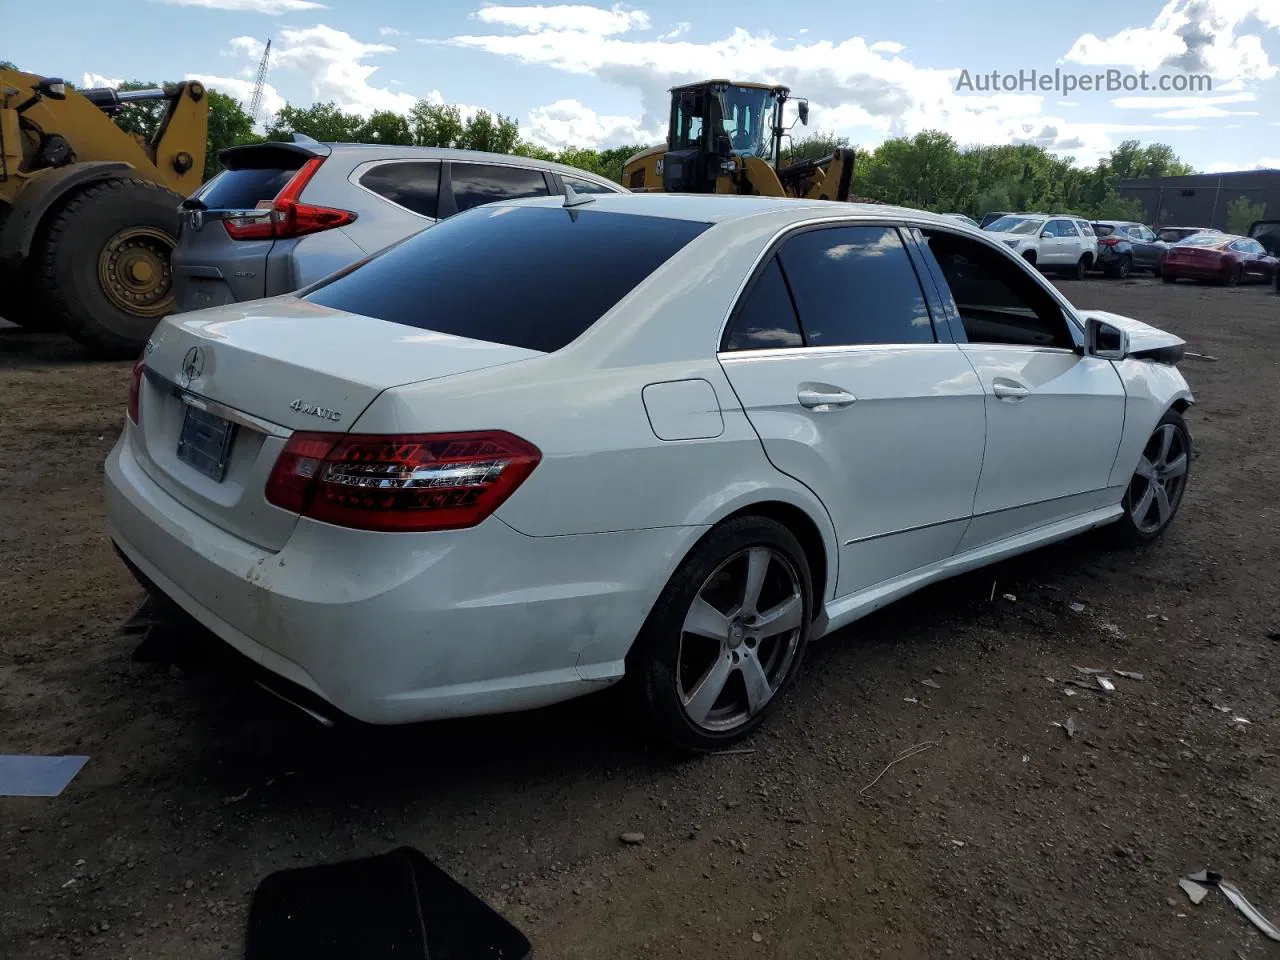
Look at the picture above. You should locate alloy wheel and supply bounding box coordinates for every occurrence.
[676,546,805,733]
[1125,423,1189,535]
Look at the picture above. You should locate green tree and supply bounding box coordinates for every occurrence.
[780,131,850,167]
[0,60,18,71]
[409,102,464,147]
[456,110,520,153]
[203,89,261,180]
[266,102,364,142]
[1226,196,1267,235]
[358,110,414,145]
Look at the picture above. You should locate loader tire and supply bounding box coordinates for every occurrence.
[39,177,183,359]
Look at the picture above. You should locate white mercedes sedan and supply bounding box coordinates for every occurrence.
[105,192,1195,751]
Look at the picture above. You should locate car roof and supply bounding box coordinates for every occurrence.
[492,191,961,227]
[315,142,624,187]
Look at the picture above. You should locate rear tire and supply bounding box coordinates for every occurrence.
[1112,255,1132,279]
[38,178,183,359]
[627,516,814,753]
[1112,409,1191,545]
[0,263,59,331]
[1072,255,1089,280]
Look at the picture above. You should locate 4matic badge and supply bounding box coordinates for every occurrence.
[289,399,342,422]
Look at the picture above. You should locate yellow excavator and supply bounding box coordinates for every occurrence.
[1,68,208,357]
[622,80,877,204]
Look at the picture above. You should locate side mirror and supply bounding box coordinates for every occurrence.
[798,100,810,126]
[38,78,67,100]
[1085,317,1128,361]
[1041,230,1053,238]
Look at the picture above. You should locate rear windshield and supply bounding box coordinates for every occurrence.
[1092,224,1116,237]
[196,166,300,209]
[303,205,711,353]
[1178,233,1227,247]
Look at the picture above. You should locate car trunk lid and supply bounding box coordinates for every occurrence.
[172,142,328,312]
[131,297,544,550]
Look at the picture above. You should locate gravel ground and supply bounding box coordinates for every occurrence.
[1,277,1278,959]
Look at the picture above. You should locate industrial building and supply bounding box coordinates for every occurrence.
[1116,169,1280,230]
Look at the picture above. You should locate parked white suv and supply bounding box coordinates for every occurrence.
[985,215,1098,279]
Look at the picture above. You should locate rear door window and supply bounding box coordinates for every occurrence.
[562,174,619,195]
[196,166,299,209]
[774,225,935,346]
[722,257,803,351]
[450,163,551,213]
[304,206,709,353]
[358,161,441,218]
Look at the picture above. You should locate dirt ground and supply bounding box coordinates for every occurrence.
[1,276,1278,960]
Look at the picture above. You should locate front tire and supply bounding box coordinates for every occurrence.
[1072,255,1089,280]
[1113,409,1191,544]
[38,178,183,359]
[1111,255,1132,279]
[628,516,813,752]
[1225,264,1243,287]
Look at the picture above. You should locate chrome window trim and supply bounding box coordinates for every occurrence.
[714,214,1087,354]
[347,158,443,222]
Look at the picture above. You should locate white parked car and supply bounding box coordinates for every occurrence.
[105,194,1195,751]
[985,214,1099,279]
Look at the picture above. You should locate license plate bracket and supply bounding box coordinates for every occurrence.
[176,403,236,482]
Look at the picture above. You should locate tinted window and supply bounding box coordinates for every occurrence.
[1076,221,1094,236]
[919,229,1073,349]
[450,163,549,212]
[775,226,934,346]
[359,161,440,218]
[563,175,619,195]
[304,206,709,353]
[1050,220,1078,237]
[196,167,298,209]
[723,257,803,351]
[1093,223,1116,237]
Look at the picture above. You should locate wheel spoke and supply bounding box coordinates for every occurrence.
[1135,456,1157,481]
[684,597,731,643]
[1153,484,1172,524]
[1133,483,1155,525]
[683,655,733,725]
[741,547,771,616]
[739,652,773,717]
[1159,452,1187,480]
[754,594,803,638]
[1154,424,1175,465]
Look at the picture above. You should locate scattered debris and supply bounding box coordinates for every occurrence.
[1097,677,1116,693]
[989,582,996,602]
[859,741,939,796]
[1052,716,1079,739]
[751,932,763,944]
[711,748,756,757]
[1068,602,1086,613]
[1146,613,1170,622]
[1065,688,1079,697]
[1115,670,1145,681]
[1002,593,1017,602]
[222,788,251,805]
[1233,717,1251,725]
[921,679,941,690]
[951,839,966,847]
[1074,666,1107,675]
[0,755,89,798]
[619,832,645,845]
[1185,869,1280,942]
[1213,705,1233,714]
[1022,754,1030,763]
[1180,877,1210,905]
[903,697,919,704]
[1184,351,1219,362]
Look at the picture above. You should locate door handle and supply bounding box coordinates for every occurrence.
[797,385,856,411]
[993,381,1030,401]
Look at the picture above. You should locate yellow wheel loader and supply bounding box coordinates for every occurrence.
[622,80,879,205]
[1,68,208,357]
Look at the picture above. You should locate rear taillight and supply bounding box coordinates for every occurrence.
[264,431,541,532]
[1098,236,1120,247]
[222,157,357,241]
[127,352,146,423]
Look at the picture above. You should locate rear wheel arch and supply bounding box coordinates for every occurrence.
[718,501,829,618]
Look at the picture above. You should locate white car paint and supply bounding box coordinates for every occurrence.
[104,193,1193,728]
[989,216,1100,270]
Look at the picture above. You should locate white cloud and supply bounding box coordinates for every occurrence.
[1111,91,1256,109]
[81,72,123,89]
[472,3,650,36]
[154,0,325,12]
[871,40,905,54]
[657,22,690,41]
[1057,100,1079,107]
[1063,0,1280,82]
[440,14,1199,164]
[378,26,403,37]
[1203,156,1280,172]
[526,97,657,149]
[1151,105,1258,118]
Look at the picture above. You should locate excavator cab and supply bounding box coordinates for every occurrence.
[660,80,795,193]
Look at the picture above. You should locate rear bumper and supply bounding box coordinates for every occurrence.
[1163,259,1228,279]
[104,430,698,724]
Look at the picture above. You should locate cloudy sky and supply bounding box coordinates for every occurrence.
[9,0,1280,171]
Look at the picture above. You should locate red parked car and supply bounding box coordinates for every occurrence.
[1161,232,1278,286]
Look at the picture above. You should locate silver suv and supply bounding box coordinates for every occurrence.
[172,136,628,312]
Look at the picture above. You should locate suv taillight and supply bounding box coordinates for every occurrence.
[127,352,146,423]
[264,431,541,532]
[222,157,357,241]
[1098,236,1120,246]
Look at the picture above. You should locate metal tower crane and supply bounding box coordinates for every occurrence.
[247,39,271,125]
